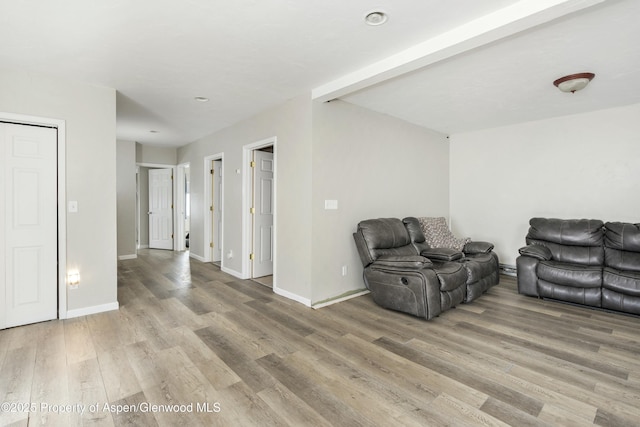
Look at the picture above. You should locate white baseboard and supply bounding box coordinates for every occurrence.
[138,244,149,249]
[189,252,206,262]
[65,302,119,319]
[312,290,370,309]
[273,286,312,307]
[221,266,244,279]
[118,254,137,260]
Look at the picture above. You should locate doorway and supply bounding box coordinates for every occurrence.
[136,163,176,251]
[211,159,223,263]
[243,138,276,287]
[203,154,224,265]
[0,118,64,329]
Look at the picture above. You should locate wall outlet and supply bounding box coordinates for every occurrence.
[341,265,348,276]
[227,250,233,259]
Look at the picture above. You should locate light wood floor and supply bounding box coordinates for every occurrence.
[1,250,640,426]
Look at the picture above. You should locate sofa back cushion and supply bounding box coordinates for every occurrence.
[604,222,640,272]
[526,218,604,266]
[353,218,417,267]
[402,217,430,253]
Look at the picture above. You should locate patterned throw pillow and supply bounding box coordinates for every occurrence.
[417,217,471,251]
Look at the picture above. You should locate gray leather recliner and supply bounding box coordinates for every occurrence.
[602,222,640,314]
[517,218,640,315]
[353,218,467,319]
[517,218,604,307]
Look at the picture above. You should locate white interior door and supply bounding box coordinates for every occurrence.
[148,168,173,250]
[211,160,222,262]
[0,122,57,329]
[252,150,274,278]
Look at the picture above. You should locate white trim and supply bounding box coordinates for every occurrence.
[242,137,277,285]
[221,266,243,279]
[137,162,175,168]
[66,302,119,319]
[118,254,137,260]
[135,165,140,250]
[312,290,370,309]
[203,153,224,264]
[273,287,311,307]
[189,251,206,262]
[0,112,67,320]
[138,244,149,249]
[175,163,187,251]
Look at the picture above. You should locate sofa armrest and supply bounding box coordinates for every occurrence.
[420,248,463,262]
[463,241,494,254]
[373,255,433,270]
[518,244,552,261]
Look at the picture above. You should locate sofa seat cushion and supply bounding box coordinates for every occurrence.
[537,261,602,288]
[603,267,640,297]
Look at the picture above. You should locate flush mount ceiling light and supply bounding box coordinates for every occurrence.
[149,130,159,133]
[553,72,595,93]
[194,96,209,102]
[364,10,388,26]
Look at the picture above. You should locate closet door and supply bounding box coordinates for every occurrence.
[0,122,57,329]
[148,168,174,250]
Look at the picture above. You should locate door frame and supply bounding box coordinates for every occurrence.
[176,162,190,252]
[203,153,224,263]
[242,137,277,286]
[0,111,67,319]
[136,162,177,250]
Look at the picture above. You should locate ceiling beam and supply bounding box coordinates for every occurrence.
[312,0,607,102]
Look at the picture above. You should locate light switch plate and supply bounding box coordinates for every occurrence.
[324,200,338,210]
[68,201,78,213]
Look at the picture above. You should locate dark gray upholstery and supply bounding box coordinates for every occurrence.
[353,218,467,319]
[602,222,640,314]
[402,217,500,303]
[517,218,640,315]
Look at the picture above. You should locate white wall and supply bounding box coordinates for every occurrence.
[117,140,137,258]
[136,143,177,165]
[0,70,117,313]
[177,95,450,306]
[177,94,313,302]
[450,103,640,266]
[311,100,450,303]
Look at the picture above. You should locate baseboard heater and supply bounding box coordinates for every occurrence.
[500,263,517,277]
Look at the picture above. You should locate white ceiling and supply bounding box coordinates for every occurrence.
[342,0,640,135]
[1,0,638,146]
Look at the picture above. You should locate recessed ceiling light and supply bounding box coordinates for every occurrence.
[194,96,209,102]
[365,10,388,26]
[149,130,159,133]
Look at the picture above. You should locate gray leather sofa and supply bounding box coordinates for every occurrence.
[516,218,640,315]
[403,217,500,303]
[353,217,500,319]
